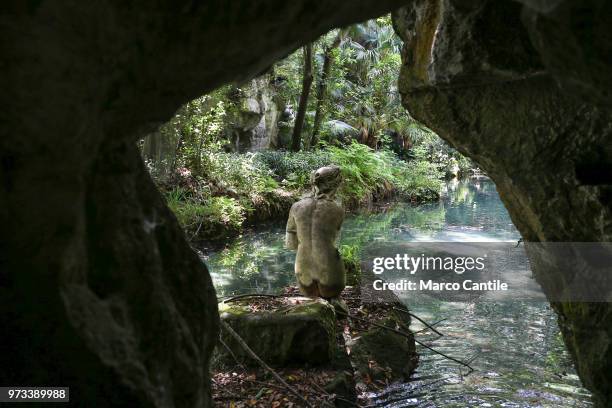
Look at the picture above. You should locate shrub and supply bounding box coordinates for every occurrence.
[399,159,443,201]
[340,244,362,286]
[327,141,442,204]
[254,150,331,190]
[201,152,279,198]
[164,142,443,241]
[166,190,246,239]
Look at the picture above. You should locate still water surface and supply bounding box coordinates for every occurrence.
[203,178,591,407]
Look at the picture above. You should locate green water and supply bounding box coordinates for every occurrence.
[202,177,592,407]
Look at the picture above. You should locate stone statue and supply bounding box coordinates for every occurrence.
[286,165,345,299]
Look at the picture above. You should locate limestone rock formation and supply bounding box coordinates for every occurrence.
[226,74,283,152]
[0,1,409,407]
[217,297,336,366]
[393,1,612,405]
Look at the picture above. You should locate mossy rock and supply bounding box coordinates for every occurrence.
[218,297,336,366]
[347,315,418,382]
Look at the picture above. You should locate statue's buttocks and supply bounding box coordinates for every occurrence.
[286,166,345,298]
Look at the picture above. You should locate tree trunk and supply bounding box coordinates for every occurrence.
[290,44,314,152]
[310,35,341,148]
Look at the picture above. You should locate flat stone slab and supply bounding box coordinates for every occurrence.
[218,297,336,366]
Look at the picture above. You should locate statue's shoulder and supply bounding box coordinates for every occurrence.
[331,201,345,216]
[321,198,343,211]
[291,196,315,211]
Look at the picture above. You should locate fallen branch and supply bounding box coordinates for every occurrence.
[412,318,448,335]
[466,352,480,365]
[392,306,444,337]
[218,292,310,303]
[219,293,281,303]
[337,310,474,373]
[220,320,317,408]
[219,340,317,403]
[219,337,244,369]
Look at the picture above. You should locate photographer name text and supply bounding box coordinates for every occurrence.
[370,253,509,292]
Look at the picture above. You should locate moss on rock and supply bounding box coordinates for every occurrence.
[347,314,418,383]
[218,297,336,366]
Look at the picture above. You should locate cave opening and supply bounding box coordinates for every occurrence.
[1,1,611,407]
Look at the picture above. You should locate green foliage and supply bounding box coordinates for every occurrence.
[256,144,443,205]
[166,191,246,239]
[408,129,477,176]
[400,159,445,201]
[340,244,361,265]
[340,243,362,286]
[163,143,443,240]
[327,141,442,203]
[327,142,392,200]
[163,152,287,239]
[205,196,247,228]
[202,152,279,199]
[143,14,473,242]
[254,150,331,189]
[314,18,410,148]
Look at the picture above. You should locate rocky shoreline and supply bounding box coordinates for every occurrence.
[211,284,418,407]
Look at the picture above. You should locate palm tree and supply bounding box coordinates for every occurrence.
[310,30,344,148]
[334,18,406,148]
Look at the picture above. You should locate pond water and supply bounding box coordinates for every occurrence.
[202,177,592,407]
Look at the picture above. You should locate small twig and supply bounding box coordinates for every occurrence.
[215,345,311,404]
[219,337,244,369]
[220,293,281,303]
[220,320,316,408]
[466,352,480,365]
[392,307,444,337]
[190,220,204,240]
[218,292,309,303]
[412,318,448,335]
[337,310,474,373]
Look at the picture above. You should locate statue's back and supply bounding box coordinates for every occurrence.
[287,196,345,298]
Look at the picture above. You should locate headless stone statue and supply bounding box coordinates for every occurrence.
[286,165,345,299]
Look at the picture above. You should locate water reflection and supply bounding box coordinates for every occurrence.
[376,298,591,407]
[201,177,591,407]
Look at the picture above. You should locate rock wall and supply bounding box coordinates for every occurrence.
[226,75,283,152]
[0,1,409,407]
[393,1,612,406]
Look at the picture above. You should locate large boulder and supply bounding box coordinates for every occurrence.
[218,297,336,366]
[393,1,612,406]
[347,314,418,383]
